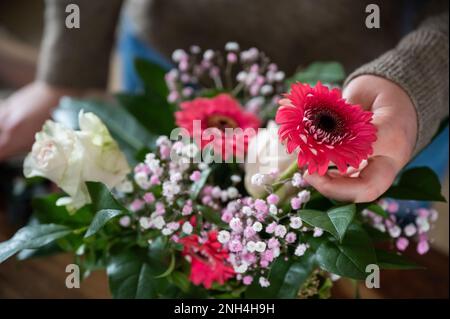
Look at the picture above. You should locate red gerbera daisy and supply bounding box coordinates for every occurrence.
[179,230,235,289]
[275,82,377,175]
[175,94,261,159]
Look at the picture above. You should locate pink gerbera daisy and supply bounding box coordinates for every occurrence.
[275,82,377,175]
[175,94,261,159]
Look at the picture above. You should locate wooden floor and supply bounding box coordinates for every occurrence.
[0,198,448,299]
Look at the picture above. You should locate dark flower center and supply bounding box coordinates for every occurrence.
[207,114,238,130]
[317,114,337,132]
[312,109,344,135]
[303,107,348,145]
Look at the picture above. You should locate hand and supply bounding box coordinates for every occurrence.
[0,82,82,161]
[304,75,418,203]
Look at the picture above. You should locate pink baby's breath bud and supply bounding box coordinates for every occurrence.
[274,225,287,238]
[229,239,243,252]
[259,277,270,288]
[260,84,273,96]
[190,170,202,182]
[182,202,193,216]
[167,222,180,231]
[285,232,297,243]
[227,52,237,63]
[149,174,160,186]
[298,190,311,203]
[209,66,220,78]
[294,243,308,256]
[119,216,131,227]
[266,194,279,205]
[202,195,213,206]
[404,223,417,237]
[155,202,166,214]
[203,49,214,61]
[230,217,243,232]
[143,192,155,204]
[396,237,409,251]
[225,42,240,51]
[267,238,279,249]
[182,87,194,97]
[236,71,247,82]
[190,45,201,54]
[180,73,191,83]
[130,199,145,212]
[249,83,261,96]
[388,225,402,238]
[244,226,256,238]
[159,145,171,159]
[254,199,268,214]
[179,60,189,72]
[291,197,302,210]
[221,211,233,223]
[292,172,307,187]
[168,91,179,103]
[387,201,399,213]
[265,222,277,234]
[313,227,324,237]
[242,275,253,285]
[417,240,430,255]
[172,49,187,62]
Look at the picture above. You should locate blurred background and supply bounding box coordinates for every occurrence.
[0,0,448,298]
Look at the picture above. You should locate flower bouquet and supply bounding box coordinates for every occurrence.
[0,43,445,299]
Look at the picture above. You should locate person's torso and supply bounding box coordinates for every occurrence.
[126,0,413,74]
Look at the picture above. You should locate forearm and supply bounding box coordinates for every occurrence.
[37,0,123,89]
[345,12,449,156]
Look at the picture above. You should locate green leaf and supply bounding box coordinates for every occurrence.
[54,97,157,164]
[299,210,338,239]
[316,224,376,280]
[107,242,171,299]
[155,252,176,278]
[33,194,94,227]
[299,204,355,242]
[170,272,190,292]
[84,209,123,238]
[198,205,227,228]
[190,168,212,200]
[0,224,72,263]
[287,62,346,85]
[86,182,124,211]
[16,241,63,261]
[375,249,423,270]
[134,58,169,99]
[277,252,316,298]
[245,252,316,299]
[327,204,356,242]
[384,167,446,202]
[116,93,175,136]
[360,203,388,218]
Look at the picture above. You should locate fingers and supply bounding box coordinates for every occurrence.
[304,156,398,203]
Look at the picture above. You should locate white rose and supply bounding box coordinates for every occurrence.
[244,121,297,198]
[77,111,130,188]
[24,120,88,209]
[24,111,130,209]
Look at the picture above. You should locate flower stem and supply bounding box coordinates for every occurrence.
[272,160,299,194]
